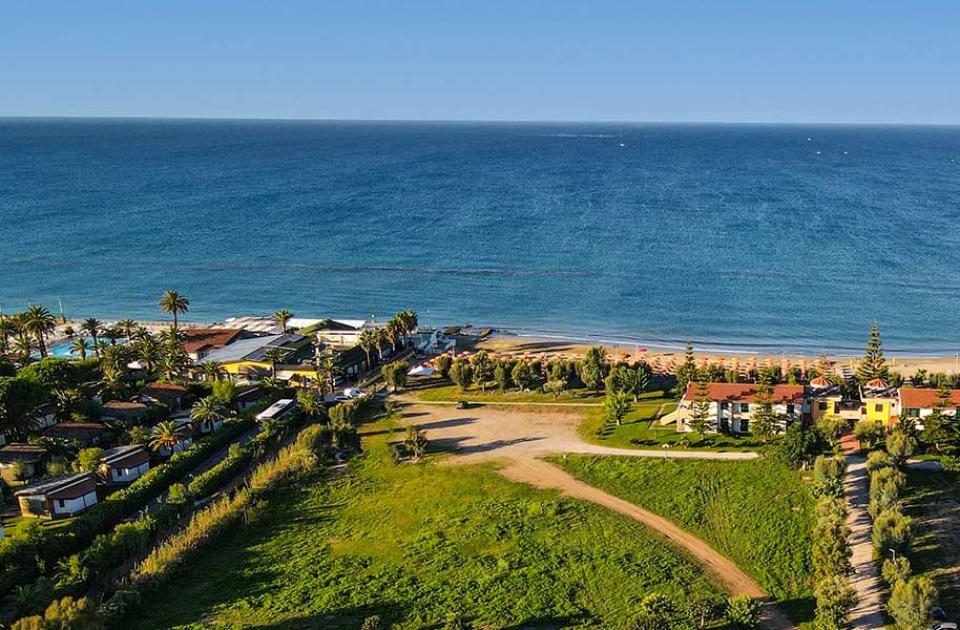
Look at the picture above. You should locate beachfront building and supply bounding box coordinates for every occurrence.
[674,383,805,434]
[15,472,98,518]
[897,387,960,430]
[98,445,150,484]
[309,319,377,347]
[859,379,899,426]
[0,444,47,481]
[179,328,246,361]
[199,333,314,382]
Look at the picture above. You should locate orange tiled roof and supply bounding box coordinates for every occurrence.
[180,328,243,354]
[809,376,831,387]
[865,378,889,389]
[900,387,960,410]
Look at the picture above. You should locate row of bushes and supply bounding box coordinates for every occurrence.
[99,420,338,624]
[866,433,941,630]
[0,415,256,601]
[810,455,857,629]
[186,443,252,498]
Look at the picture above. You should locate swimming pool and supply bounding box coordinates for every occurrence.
[41,337,124,359]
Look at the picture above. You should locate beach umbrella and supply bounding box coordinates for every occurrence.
[800,359,808,377]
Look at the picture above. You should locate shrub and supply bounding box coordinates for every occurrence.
[872,508,912,556]
[449,359,472,391]
[433,354,452,379]
[881,556,911,586]
[75,448,105,473]
[866,449,894,473]
[869,466,905,518]
[854,421,885,450]
[187,445,252,498]
[888,575,937,630]
[813,455,846,498]
[886,431,917,467]
[725,596,761,629]
[777,423,827,469]
[814,574,856,630]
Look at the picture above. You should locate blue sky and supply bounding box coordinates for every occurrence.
[1,1,958,123]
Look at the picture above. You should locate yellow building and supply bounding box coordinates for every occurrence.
[200,333,314,383]
[859,378,899,426]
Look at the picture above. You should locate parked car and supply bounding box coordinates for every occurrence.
[342,387,367,399]
[456,400,470,409]
[928,622,957,630]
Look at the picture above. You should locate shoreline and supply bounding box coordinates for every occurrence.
[39,316,960,376]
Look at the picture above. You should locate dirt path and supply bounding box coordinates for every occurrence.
[501,458,793,630]
[395,401,793,629]
[844,455,885,630]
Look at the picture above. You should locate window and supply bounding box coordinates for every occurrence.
[875,404,883,413]
[818,402,828,411]
[740,419,749,433]
[57,499,65,508]
[720,402,729,410]
[786,404,795,414]
[740,403,750,412]
[906,408,920,418]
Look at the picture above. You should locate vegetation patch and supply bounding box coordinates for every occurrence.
[552,454,815,619]
[126,419,728,629]
[903,467,960,614]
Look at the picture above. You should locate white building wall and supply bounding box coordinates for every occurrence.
[109,461,150,483]
[52,491,98,516]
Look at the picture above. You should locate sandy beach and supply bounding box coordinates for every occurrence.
[470,334,960,377]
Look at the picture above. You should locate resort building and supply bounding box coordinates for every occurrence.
[179,328,245,361]
[199,333,314,382]
[0,444,47,481]
[859,379,900,426]
[897,387,960,429]
[675,383,805,434]
[43,422,110,447]
[98,445,150,484]
[310,319,376,347]
[235,385,267,411]
[15,472,99,518]
[138,383,190,410]
[101,401,149,426]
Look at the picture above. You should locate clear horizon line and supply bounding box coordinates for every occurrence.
[1,114,959,128]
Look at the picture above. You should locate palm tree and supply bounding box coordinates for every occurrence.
[158,290,190,330]
[1,316,18,354]
[102,326,122,346]
[13,335,33,364]
[273,309,294,333]
[190,396,225,431]
[133,326,152,342]
[296,389,322,421]
[357,330,375,371]
[263,347,286,378]
[23,304,57,357]
[319,357,341,396]
[81,318,102,357]
[136,334,161,372]
[117,319,137,343]
[372,328,387,360]
[70,337,91,361]
[160,350,189,381]
[149,420,184,453]
[98,368,128,402]
[201,360,225,382]
[384,320,400,351]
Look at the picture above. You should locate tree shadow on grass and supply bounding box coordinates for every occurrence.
[775,596,815,627]
[251,602,406,629]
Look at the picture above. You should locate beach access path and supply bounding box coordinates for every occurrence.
[843,454,885,630]
[393,400,791,630]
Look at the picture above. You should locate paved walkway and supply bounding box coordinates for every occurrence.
[843,454,885,630]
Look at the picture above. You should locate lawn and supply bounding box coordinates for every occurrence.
[552,454,815,625]
[577,405,779,453]
[127,415,728,629]
[903,468,960,615]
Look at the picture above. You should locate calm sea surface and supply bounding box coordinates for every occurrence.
[2,119,960,354]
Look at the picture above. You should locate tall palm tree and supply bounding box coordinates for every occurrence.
[273,309,294,334]
[149,420,184,453]
[70,337,91,361]
[357,330,375,371]
[296,389,322,421]
[81,318,102,358]
[263,347,285,378]
[117,319,137,343]
[372,328,387,360]
[190,396,225,431]
[158,290,190,330]
[0,316,17,354]
[136,334,161,372]
[319,357,341,396]
[14,336,33,364]
[23,304,57,358]
[384,320,400,351]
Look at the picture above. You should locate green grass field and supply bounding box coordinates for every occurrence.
[552,454,815,625]
[412,380,608,404]
[128,416,728,629]
[904,468,960,614]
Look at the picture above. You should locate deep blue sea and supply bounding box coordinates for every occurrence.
[2,119,960,355]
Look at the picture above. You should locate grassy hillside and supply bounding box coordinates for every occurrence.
[128,416,726,629]
[553,454,815,623]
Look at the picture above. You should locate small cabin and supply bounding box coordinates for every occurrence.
[101,401,149,426]
[138,383,190,411]
[43,422,110,447]
[15,472,98,518]
[99,445,151,484]
[0,444,47,481]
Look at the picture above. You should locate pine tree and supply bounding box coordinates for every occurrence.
[856,322,890,384]
[688,378,712,440]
